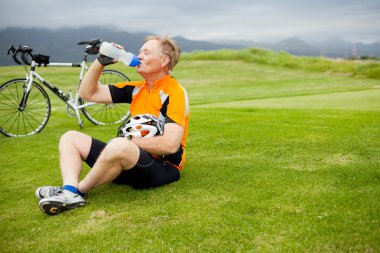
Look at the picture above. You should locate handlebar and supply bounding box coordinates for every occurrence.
[7,38,102,66]
[7,45,22,65]
[7,45,35,65]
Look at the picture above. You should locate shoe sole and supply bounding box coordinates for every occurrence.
[39,200,85,215]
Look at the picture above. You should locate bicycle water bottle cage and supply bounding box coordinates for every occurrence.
[34,54,50,66]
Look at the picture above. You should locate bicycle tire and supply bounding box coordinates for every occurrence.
[0,78,51,137]
[81,69,131,125]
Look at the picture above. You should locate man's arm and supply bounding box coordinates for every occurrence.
[79,59,113,103]
[131,123,184,156]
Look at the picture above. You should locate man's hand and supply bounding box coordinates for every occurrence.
[97,54,116,66]
[131,123,183,156]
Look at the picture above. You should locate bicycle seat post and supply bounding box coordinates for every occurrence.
[83,49,88,62]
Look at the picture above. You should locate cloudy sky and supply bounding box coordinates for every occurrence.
[0,0,379,43]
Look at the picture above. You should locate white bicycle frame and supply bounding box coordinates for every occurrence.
[24,59,97,127]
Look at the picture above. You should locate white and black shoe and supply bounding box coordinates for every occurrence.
[35,186,63,201]
[38,190,85,215]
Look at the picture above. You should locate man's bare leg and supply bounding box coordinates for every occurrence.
[38,130,93,215]
[59,130,92,187]
[78,137,140,194]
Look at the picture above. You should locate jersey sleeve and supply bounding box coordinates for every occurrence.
[165,86,189,128]
[108,83,135,103]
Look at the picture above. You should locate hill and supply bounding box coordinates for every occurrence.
[218,37,380,58]
[0,27,242,66]
[271,36,320,56]
[182,48,380,80]
[1,27,379,66]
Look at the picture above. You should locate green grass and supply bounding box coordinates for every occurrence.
[183,48,380,79]
[0,51,379,252]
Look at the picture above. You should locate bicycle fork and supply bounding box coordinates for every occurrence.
[18,73,34,111]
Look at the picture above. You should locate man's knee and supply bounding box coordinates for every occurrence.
[59,130,91,152]
[60,130,81,144]
[100,138,139,164]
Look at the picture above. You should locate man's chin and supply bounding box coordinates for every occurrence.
[136,68,147,76]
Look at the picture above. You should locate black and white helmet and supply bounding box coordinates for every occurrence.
[117,114,163,139]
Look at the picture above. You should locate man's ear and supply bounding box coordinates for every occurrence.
[161,55,170,68]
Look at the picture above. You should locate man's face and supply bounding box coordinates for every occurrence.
[136,40,167,75]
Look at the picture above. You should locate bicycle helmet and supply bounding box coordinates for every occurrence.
[117,114,163,139]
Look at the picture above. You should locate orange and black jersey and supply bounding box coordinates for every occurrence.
[108,75,189,170]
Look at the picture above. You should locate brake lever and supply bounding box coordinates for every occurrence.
[21,52,32,66]
[7,45,16,55]
[7,45,22,65]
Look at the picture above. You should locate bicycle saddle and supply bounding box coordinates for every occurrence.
[18,46,33,53]
[77,39,101,46]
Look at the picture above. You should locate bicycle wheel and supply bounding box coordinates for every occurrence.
[82,69,131,125]
[0,78,51,137]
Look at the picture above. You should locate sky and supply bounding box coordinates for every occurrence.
[0,0,379,43]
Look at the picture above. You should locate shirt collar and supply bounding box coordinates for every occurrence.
[144,75,171,89]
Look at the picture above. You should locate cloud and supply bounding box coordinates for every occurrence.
[0,0,379,43]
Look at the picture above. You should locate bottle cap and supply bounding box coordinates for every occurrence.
[129,54,140,67]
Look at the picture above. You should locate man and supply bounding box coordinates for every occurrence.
[36,36,189,215]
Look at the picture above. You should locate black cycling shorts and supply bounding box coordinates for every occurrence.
[85,138,180,189]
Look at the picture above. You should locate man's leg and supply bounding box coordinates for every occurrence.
[59,130,93,187]
[38,137,140,215]
[37,130,93,215]
[78,137,140,193]
[35,130,92,200]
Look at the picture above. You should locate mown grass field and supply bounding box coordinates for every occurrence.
[0,50,379,252]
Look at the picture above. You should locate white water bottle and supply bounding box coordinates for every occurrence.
[99,42,140,67]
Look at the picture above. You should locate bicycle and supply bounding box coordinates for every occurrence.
[0,39,131,137]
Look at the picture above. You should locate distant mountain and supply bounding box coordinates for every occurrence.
[1,27,379,66]
[308,37,353,58]
[173,36,242,51]
[0,27,148,65]
[270,36,320,56]
[214,36,380,58]
[0,27,243,66]
[356,41,380,58]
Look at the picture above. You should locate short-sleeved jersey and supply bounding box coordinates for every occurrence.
[109,75,189,170]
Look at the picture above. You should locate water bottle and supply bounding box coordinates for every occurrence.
[99,42,140,67]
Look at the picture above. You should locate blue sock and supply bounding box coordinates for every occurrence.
[77,189,87,197]
[62,185,78,194]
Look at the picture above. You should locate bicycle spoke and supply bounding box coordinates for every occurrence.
[110,105,123,121]
[0,101,19,110]
[82,70,130,125]
[0,110,19,120]
[0,111,17,128]
[27,88,45,104]
[21,111,28,135]
[22,110,38,134]
[15,83,22,105]
[0,80,50,137]
[7,111,21,134]
[0,88,18,106]
[89,106,106,119]
[23,109,46,125]
[27,98,47,108]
